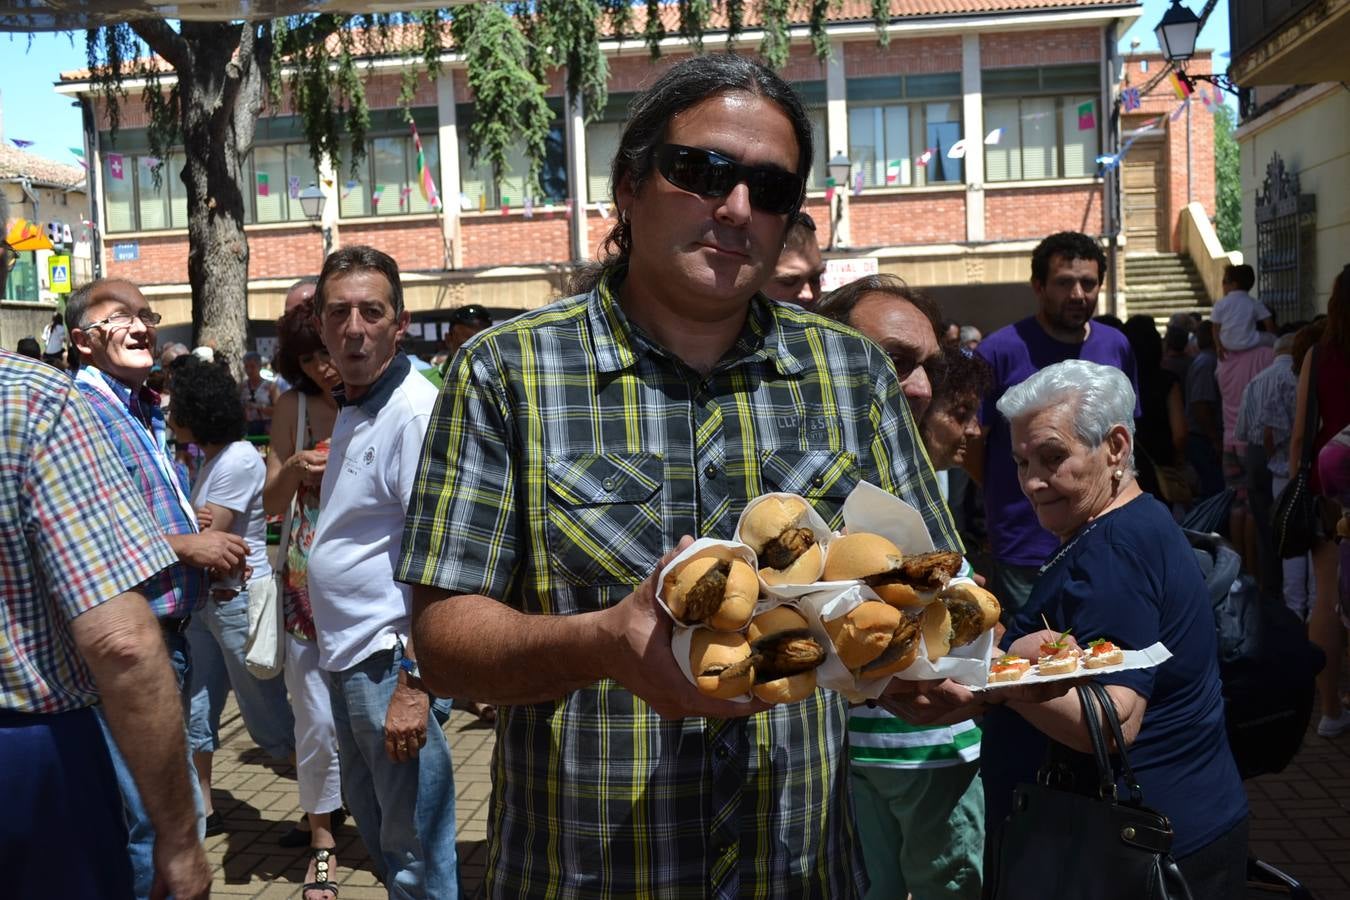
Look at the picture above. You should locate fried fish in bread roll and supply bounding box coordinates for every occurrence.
[740,496,823,585]
[859,611,922,680]
[919,602,953,661]
[663,550,758,631]
[937,582,1001,648]
[745,606,825,703]
[688,631,755,699]
[823,601,902,669]
[822,533,962,608]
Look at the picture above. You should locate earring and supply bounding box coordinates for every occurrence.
[1113,469,1124,480]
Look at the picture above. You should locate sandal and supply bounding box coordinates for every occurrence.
[301,847,339,900]
[464,701,497,725]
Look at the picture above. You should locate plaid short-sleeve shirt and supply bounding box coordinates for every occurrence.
[1,351,178,713]
[398,271,961,899]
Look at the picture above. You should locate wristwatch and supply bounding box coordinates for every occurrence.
[399,655,422,680]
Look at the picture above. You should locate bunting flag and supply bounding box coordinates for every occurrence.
[564,198,573,220]
[107,153,125,180]
[853,170,865,196]
[10,138,34,149]
[1121,87,1142,112]
[322,178,334,189]
[595,200,610,219]
[400,185,412,210]
[916,148,933,167]
[257,172,270,197]
[947,139,968,160]
[459,193,473,211]
[143,155,160,168]
[1095,153,1120,171]
[983,128,1004,145]
[523,196,534,219]
[342,180,357,199]
[1077,101,1096,131]
[885,159,902,184]
[288,176,302,199]
[410,121,442,210]
[479,193,487,213]
[501,200,510,216]
[371,184,384,208]
[1170,100,1189,121]
[1168,70,1193,100]
[69,146,85,158]
[824,186,835,204]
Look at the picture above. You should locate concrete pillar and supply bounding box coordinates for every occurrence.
[437,71,463,269]
[825,39,851,246]
[565,87,589,262]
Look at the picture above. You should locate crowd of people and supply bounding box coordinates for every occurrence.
[3,54,1348,900]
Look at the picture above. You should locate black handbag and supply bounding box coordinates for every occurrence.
[988,682,1194,900]
[1272,345,1323,559]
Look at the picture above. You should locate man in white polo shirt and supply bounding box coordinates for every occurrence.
[305,246,458,899]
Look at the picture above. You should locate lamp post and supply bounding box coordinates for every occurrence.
[827,151,851,250]
[298,183,333,264]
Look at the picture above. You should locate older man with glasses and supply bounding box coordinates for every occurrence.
[67,278,249,899]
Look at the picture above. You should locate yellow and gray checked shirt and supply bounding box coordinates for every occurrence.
[398,270,961,899]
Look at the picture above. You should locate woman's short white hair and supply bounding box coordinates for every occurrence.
[996,360,1136,466]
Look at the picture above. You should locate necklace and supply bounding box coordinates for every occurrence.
[1038,519,1101,576]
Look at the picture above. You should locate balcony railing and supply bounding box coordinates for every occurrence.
[1230,0,1318,61]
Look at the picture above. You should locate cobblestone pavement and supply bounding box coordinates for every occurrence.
[205,696,1350,899]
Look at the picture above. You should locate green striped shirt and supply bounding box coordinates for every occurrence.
[398,270,962,899]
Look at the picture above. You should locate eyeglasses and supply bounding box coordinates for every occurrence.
[654,144,804,216]
[83,310,163,331]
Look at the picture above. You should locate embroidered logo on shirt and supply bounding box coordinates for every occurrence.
[363,447,376,466]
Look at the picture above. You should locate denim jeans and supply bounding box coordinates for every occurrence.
[95,628,205,900]
[186,579,296,760]
[328,645,459,899]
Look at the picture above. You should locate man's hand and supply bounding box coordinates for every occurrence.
[598,536,771,721]
[149,837,211,900]
[385,674,431,764]
[173,531,248,575]
[878,677,986,726]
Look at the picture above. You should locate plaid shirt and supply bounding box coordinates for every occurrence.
[1,351,178,713]
[398,271,961,899]
[74,366,205,619]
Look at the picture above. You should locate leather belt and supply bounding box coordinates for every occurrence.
[159,616,191,635]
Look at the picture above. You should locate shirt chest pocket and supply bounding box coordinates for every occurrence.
[758,448,860,527]
[544,452,665,589]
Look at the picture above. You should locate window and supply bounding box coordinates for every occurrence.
[336,131,440,218]
[102,151,189,233]
[458,100,568,209]
[4,252,38,301]
[846,74,964,188]
[245,142,322,222]
[983,65,1100,182]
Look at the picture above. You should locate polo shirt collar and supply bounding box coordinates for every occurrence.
[586,267,804,377]
[334,353,410,414]
[89,366,160,426]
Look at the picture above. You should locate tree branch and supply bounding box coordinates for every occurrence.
[282,13,345,58]
[130,19,190,71]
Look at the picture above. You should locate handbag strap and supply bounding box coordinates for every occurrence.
[1076,685,1117,799]
[1298,345,1320,469]
[274,393,305,565]
[1086,681,1147,804]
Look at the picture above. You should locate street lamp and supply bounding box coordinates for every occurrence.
[1154,0,1200,62]
[298,182,333,262]
[827,151,851,249]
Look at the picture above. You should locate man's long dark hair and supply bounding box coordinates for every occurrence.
[570,54,814,295]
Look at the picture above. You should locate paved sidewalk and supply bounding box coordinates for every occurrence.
[206,696,1350,899]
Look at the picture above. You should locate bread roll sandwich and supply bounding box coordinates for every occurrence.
[858,609,922,680]
[1084,639,1125,669]
[918,602,954,661]
[822,533,962,608]
[688,631,755,699]
[663,549,758,631]
[937,582,1001,648]
[823,601,902,670]
[744,606,826,703]
[740,496,823,585]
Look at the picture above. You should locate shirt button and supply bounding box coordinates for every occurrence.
[704,463,718,479]
[812,474,825,487]
[601,477,617,491]
[714,745,730,760]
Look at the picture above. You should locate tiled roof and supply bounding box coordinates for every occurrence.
[0,144,86,189]
[60,0,1135,83]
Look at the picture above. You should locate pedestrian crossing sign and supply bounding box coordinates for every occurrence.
[48,255,72,294]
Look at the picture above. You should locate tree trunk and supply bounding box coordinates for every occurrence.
[176,22,263,375]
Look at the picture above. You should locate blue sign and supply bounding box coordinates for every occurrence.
[112,242,139,262]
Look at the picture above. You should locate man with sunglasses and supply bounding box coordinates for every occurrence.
[399,55,959,898]
[67,277,248,899]
[817,275,986,900]
[970,231,1138,616]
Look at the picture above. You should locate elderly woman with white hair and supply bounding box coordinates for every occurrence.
[982,359,1249,897]
[890,359,1249,898]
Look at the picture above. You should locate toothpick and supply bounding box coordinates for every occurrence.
[1041,613,1053,633]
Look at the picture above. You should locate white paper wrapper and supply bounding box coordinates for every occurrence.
[797,584,881,700]
[840,480,937,553]
[734,492,832,596]
[654,537,759,628]
[970,642,1173,693]
[669,624,755,704]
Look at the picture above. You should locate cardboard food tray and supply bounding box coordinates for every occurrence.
[969,642,1172,692]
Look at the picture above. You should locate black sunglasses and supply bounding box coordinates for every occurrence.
[654,144,804,215]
